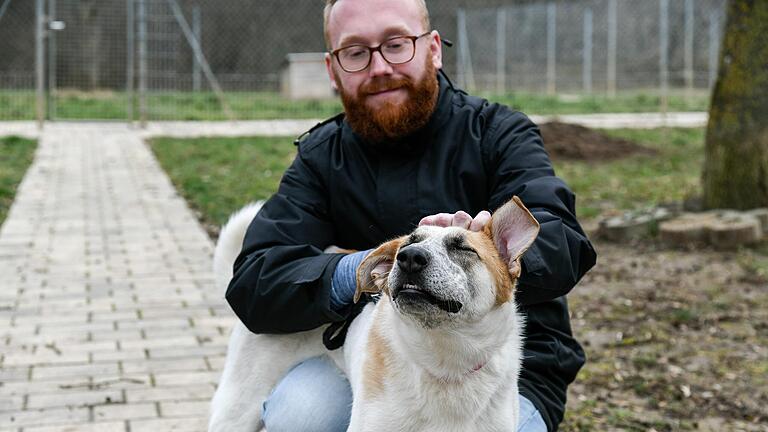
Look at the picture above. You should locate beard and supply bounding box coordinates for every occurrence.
[337,57,439,146]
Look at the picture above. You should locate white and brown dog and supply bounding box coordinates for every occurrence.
[209,196,540,432]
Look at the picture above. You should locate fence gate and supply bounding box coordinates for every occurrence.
[43,0,130,120]
[39,0,227,123]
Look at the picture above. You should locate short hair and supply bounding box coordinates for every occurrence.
[323,0,431,50]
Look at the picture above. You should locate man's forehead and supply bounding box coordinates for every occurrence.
[327,0,424,47]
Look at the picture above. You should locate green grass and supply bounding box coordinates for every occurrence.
[0,136,37,226]
[149,135,297,226]
[1,89,710,121]
[149,127,705,232]
[555,128,705,219]
[485,90,711,115]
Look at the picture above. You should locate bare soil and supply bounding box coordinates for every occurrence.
[562,239,768,431]
[540,121,658,161]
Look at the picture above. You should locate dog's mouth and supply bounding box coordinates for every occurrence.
[392,283,463,313]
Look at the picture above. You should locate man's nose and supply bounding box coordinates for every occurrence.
[396,246,429,274]
[368,51,393,76]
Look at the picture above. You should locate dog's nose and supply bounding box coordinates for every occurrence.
[396,246,429,274]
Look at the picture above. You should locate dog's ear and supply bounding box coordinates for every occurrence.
[354,237,404,303]
[487,196,540,276]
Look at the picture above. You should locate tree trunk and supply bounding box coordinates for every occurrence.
[702,0,768,210]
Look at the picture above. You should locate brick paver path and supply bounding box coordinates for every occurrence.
[1,123,233,431]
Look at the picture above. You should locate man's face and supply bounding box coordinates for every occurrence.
[324,0,443,143]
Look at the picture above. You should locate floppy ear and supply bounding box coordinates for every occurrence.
[354,237,405,303]
[488,196,540,276]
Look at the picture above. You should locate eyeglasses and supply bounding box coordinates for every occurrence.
[331,32,432,73]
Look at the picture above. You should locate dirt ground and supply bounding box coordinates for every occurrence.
[562,240,768,431]
[539,123,767,430]
[540,121,658,161]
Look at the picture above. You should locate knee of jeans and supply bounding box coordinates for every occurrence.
[262,356,352,432]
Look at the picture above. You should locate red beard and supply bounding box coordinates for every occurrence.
[338,57,439,145]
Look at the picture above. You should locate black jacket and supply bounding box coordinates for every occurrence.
[227,72,597,431]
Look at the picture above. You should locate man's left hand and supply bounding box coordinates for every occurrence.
[419,210,491,232]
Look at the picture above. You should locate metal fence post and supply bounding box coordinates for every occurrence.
[496,7,506,95]
[35,0,45,129]
[127,0,135,124]
[456,8,475,92]
[708,10,720,90]
[546,1,556,95]
[47,0,56,120]
[166,0,234,120]
[607,0,617,97]
[684,0,694,97]
[583,7,593,94]
[137,0,147,127]
[659,0,669,116]
[193,5,201,92]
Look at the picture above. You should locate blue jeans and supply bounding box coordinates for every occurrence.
[262,355,547,432]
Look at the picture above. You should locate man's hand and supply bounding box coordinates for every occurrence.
[419,210,491,232]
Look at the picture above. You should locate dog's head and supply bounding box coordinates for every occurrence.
[355,196,540,327]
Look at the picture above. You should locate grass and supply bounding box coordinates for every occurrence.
[554,128,705,219]
[148,135,296,228]
[1,89,710,121]
[484,90,711,115]
[0,136,37,226]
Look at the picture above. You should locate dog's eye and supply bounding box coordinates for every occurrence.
[457,245,479,256]
[447,237,479,256]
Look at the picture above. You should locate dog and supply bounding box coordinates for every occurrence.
[208,196,540,432]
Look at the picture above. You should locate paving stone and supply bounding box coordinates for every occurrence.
[93,402,157,421]
[129,417,207,432]
[159,399,211,417]
[125,384,215,403]
[0,124,225,429]
[23,422,126,432]
[27,389,124,409]
[0,407,90,428]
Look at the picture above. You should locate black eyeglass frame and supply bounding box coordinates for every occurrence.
[331,31,433,73]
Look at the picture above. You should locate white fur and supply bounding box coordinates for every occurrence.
[209,203,529,432]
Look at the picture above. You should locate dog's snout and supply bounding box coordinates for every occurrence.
[396,246,429,274]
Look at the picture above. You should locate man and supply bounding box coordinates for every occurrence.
[226,0,596,430]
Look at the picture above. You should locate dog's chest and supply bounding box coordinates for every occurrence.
[356,364,518,432]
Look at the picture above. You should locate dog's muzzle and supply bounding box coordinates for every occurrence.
[393,284,463,313]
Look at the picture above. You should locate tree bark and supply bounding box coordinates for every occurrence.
[702,0,768,210]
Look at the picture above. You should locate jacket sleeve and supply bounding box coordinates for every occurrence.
[225,144,347,334]
[484,110,597,306]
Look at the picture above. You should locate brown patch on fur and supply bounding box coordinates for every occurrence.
[467,226,516,306]
[363,318,391,400]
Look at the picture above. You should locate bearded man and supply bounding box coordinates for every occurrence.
[225,0,596,430]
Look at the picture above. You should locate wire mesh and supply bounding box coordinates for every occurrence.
[458,0,727,95]
[0,0,728,122]
[0,0,36,120]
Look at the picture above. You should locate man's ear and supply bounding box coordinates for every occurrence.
[325,52,339,92]
[429,30,443,70]
[354,236,404,303]
[488,196,540,269]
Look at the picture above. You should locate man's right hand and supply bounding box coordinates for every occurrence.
[419,210,491,232]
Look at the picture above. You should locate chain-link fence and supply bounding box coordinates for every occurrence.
[458,0,727,95]
[0,0,727,122]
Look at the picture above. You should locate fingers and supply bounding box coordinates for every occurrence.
[451,211,472,229]
[469,210,491,232]
[420,210,491,231]
[419,213,453,227]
